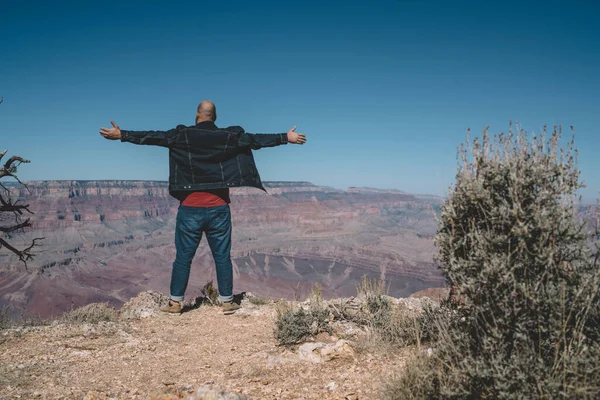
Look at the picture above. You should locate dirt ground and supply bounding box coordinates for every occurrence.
[0,302,411,399]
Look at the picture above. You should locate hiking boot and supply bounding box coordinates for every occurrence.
[160,300,182,314]
[221,301,241,315]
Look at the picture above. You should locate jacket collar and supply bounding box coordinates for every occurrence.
[195,121,218,130]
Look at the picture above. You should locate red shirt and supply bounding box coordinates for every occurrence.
[180,189,230,208]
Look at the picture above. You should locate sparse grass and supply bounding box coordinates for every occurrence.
[356,275,389,299]
[308,282,324,306]
[62,302,116,324]
[339,277,426,349]
[380,353,445,400]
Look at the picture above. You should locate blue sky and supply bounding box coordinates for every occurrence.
[1,0,598,201]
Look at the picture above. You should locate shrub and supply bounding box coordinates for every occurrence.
[388,125,600,398]
[201,280,219,305]
[0,306,11,330]
[274,301,332,346]
[63,302,117,324]
[341,276,424,348]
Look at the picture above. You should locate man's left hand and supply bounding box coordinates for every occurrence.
[100,121,121,140]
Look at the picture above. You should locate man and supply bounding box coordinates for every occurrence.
[100,100,306,314]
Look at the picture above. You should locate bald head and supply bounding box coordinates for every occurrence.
[196,100,217,123]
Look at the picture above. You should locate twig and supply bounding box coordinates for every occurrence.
[0,237,44,269]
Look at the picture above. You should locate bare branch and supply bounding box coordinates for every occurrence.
[4,155,30,171]
[0,237,44,269]
[0,145,41,268]
[0,154,30,179]
[0,202,31,215]
[0,218,31,233]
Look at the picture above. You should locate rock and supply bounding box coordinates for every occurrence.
[298,342,325,363]
[325,382,337,392]
[396,296,435,312]
[119,291,169,320]
[345,393,359,400]
[321,340,355,361]
[266,350,297,367]
[298,340,355,363]
[189,384,248,400]
[315,331,335,342]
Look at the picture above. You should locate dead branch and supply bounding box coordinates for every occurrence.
[0,218,31,233]
[0,195,32,216]
[0,147,41,268]
[0,237,44,269]
[0,150,30,179]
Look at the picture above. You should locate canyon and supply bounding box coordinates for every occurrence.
[0,181,446,318]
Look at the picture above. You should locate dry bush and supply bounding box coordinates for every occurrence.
[200,280,219,305]
[63,302,117,324]
[274,296,332,346]
[0,306,11,330]
[344,276,426,349]
[388,125,600,399]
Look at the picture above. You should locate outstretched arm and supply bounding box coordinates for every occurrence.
[100,121,178,147]
[244,126,307,150]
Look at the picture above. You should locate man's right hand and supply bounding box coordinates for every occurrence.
[100,121,122,140]
[287,126,307,145]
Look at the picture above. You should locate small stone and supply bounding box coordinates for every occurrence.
[325,382,337,392]
[261,379,269,385]
[33,392,42,397]
[345,393,359,400]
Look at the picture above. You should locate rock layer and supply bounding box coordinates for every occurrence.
[0,180,445,318]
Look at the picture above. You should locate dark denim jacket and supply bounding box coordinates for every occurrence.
[120,121,287,199]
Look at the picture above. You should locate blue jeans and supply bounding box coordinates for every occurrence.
[170,204,233,303]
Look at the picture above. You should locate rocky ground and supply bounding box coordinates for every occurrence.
[0,291,442,400]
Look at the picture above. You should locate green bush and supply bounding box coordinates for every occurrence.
[389,125,600,399]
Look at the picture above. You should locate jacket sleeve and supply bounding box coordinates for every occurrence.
[120,126,181,147]
[239,132,289,150]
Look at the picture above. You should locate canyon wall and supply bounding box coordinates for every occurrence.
[0,180,445,317]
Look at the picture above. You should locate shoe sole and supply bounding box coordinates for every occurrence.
[160,309,182,314]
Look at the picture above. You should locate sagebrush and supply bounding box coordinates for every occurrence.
[387,125,600,399]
